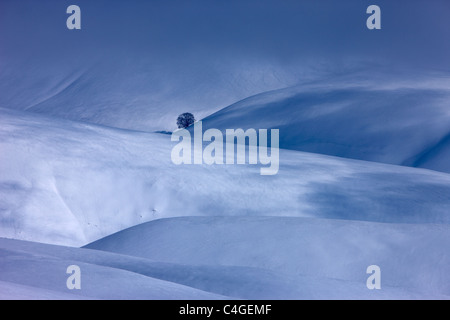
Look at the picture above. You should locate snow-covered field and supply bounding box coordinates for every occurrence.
[1,0,449,300]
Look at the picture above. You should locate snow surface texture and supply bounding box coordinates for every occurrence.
[1,0,450,300]
[1,107,450,299]
[2,107,450,246]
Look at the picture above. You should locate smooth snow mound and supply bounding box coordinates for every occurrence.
[86,216,450,299]
[200,81,450,173]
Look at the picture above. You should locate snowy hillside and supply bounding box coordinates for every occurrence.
[2,105,450,299]
[86,216,450,299]
[1,215,449,300]
[0,237,227,300]
[199,78,450,173]
[0,0,317,132]
[2,107,450,247]
[0,54,303,132]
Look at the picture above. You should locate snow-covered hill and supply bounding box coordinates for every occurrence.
[199,78,450,173]
[85,216,450,299]
[2,107,450,247]
[2,215,449,300]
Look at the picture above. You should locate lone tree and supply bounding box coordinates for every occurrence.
[177,112,195,129]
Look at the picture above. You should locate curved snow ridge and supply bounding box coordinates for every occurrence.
[200,83,450,173]
[85,216,450,299]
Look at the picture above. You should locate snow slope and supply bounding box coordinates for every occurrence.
[85,216,450,299]
[2,215,449,300]
[0,237,227,300]
[0,54,303,133]
[0,0,319,132]
[199,78,450,173]
[2,107,450,247]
